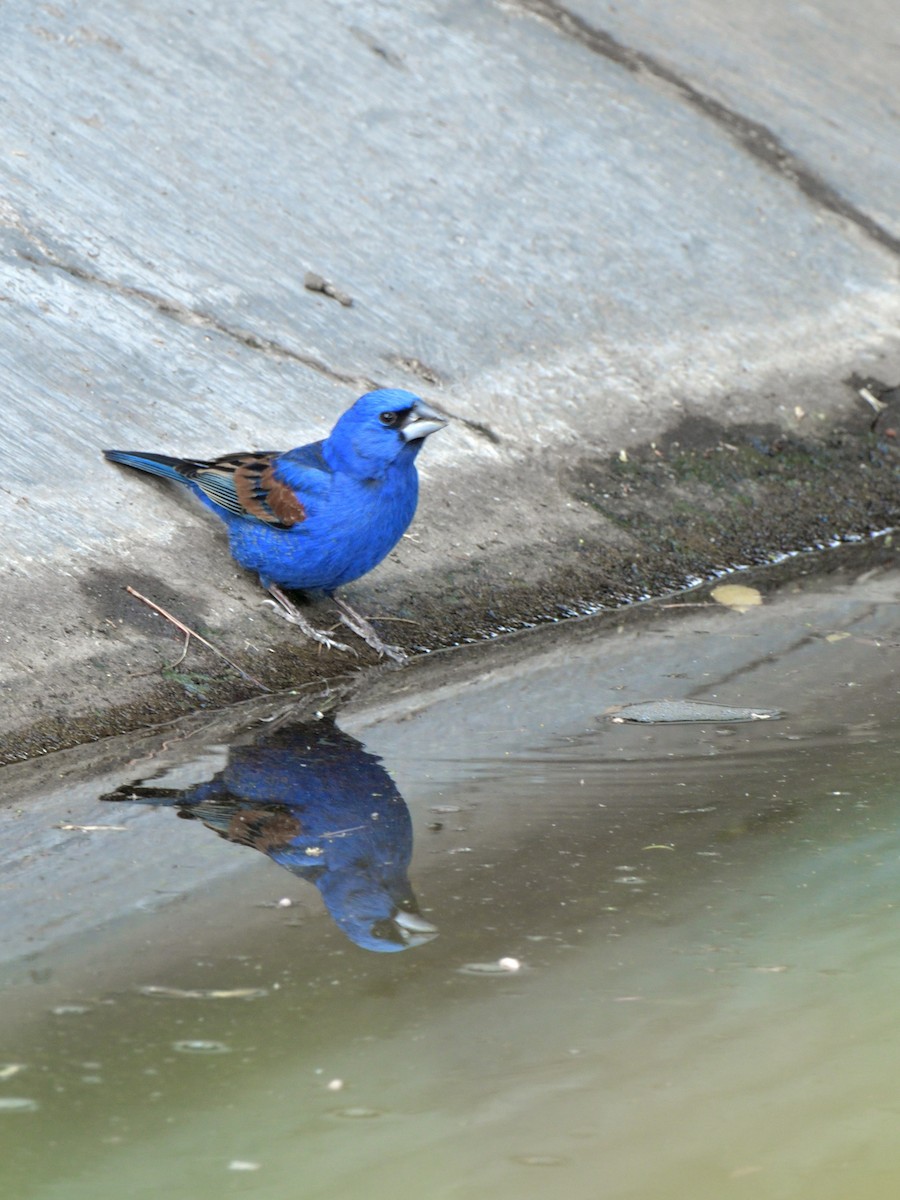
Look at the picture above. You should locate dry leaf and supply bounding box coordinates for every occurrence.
[711,583,762,613]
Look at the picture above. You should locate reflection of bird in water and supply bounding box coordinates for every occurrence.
[103,717,437,953]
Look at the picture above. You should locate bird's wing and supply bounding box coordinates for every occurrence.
[189,451,310,528]
[105,442,332,528]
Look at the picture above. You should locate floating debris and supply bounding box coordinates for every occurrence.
[172,1040,231,1055]
[0,1065,25,1081]
[227,1161,261,1172]
[459,959,525,976]
[138,985,268,1001]
[330,1106,382,1119]
[0,1098,39,1113]
[607,700,781,724]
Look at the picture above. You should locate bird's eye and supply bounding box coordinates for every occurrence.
[379,411,399,427]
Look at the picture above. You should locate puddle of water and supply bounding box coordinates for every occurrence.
[0,549,899,1199]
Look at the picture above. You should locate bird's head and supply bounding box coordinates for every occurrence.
[326,389,447,477]
[317,869,439,953]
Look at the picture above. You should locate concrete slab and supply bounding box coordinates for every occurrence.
[2,0,899,755]
[552,0,900,243]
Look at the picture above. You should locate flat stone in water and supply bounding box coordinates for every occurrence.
[607,699,782,724]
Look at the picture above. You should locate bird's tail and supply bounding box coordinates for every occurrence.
[103,449,207,485]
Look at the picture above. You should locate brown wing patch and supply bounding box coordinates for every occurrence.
[231,455,307,528]
[260,466,308,525]
[224,807,304,851]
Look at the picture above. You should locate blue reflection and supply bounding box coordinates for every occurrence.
[103,717,437,953]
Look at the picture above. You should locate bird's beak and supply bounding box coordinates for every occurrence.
[400,401,448,442]
[393,907,439,946]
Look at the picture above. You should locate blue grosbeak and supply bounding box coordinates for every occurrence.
[104,389,446,659]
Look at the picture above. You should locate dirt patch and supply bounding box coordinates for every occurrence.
[570,388,899,598]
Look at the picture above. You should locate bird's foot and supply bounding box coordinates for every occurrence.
[334,597,407,664]
[263,586,354,654]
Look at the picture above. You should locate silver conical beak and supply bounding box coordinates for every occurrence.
[393,908,439,945]
[400,401,448,442]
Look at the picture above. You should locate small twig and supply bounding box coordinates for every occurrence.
[659,602,717,609]
[858,386,887,413]
[168,629,191,670]
[125,586,270,691]
[320,823,368,840]
[362,615,421,625]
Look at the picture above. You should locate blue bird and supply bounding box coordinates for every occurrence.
[103,717,438,953]
[103,389,447,659]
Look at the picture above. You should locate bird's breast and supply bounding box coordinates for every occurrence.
[226,466,419,590]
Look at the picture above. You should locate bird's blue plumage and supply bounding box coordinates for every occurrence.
[102,718,438,953]
[104,389,446,595]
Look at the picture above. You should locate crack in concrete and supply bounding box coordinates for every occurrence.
[8,205,504,441]
[512,0,900,258]
[18,243,381,390]
[15,244,503,442]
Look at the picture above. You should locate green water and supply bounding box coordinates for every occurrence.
[1,553,898,1199]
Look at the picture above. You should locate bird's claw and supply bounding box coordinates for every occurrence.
[263,589,406,661]
[334,599,408,663]
[262,596,353,653]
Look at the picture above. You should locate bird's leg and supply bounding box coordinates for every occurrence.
[264,584,354,653]
[333,596,407,663]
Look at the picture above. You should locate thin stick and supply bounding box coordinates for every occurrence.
[361,615,421,625]
[168,629,191,670]
[125,586,270,691]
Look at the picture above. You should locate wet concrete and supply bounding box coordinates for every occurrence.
[0,545,898,1198]
[1,539,897,965]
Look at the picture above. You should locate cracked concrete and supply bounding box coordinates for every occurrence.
[514,0,900,256]
[1,0,899,760]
